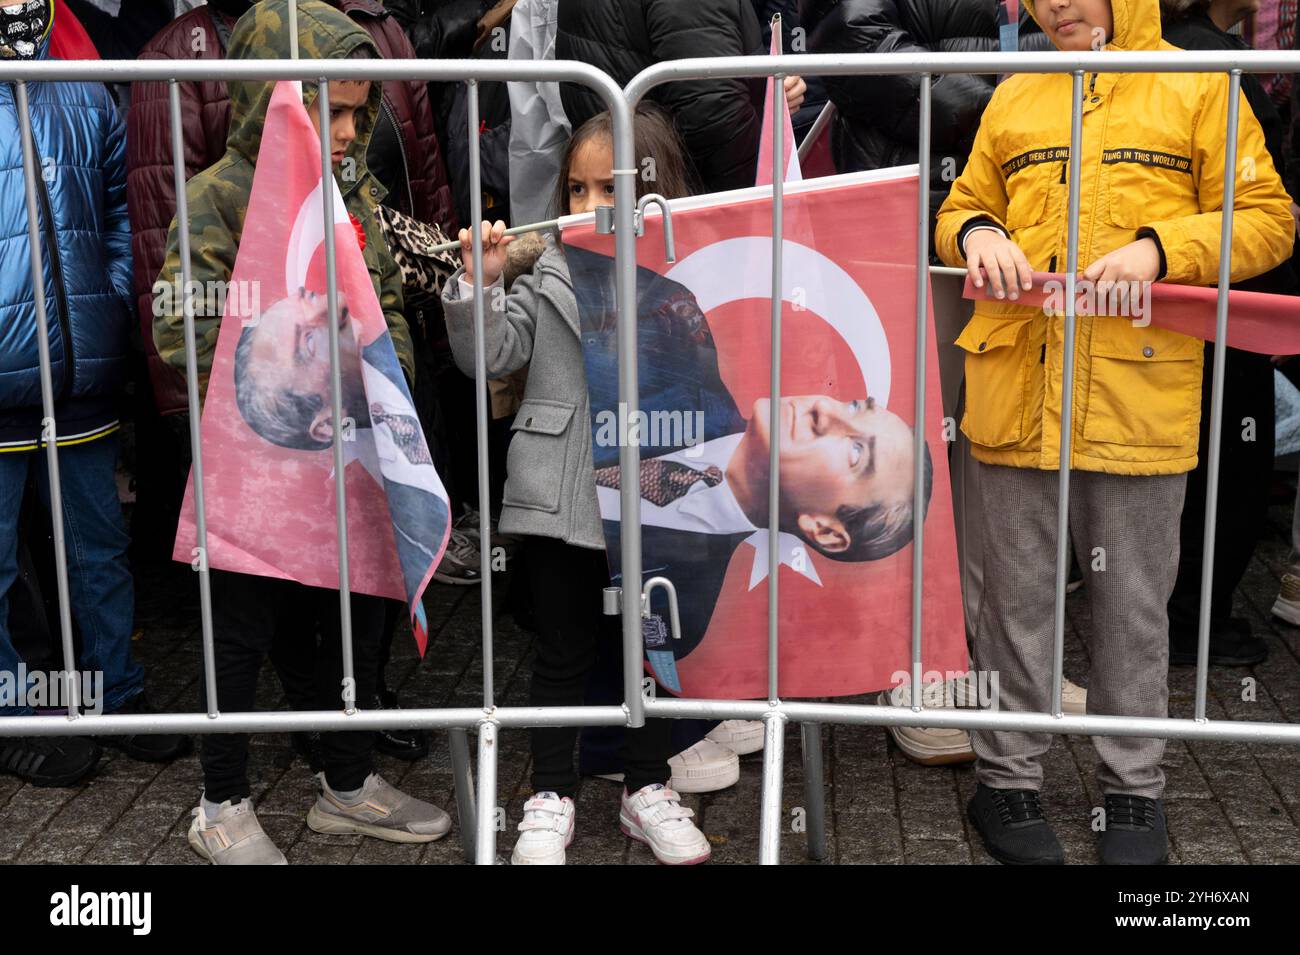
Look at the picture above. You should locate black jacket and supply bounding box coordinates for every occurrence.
[799,0,1050,231]
[556,0,766,193]
[1165,10,1296,297]
[750,0,830,140]
[387,0,513,224]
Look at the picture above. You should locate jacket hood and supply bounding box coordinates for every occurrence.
[1025,0,1163,52]
[225,0,382,171]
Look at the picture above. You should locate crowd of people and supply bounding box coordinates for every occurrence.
[1,0,1299,866]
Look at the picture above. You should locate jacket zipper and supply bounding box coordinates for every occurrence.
[34,152,75,401]
[381,96,416,216]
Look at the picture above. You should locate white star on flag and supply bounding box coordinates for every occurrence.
[333,427,382,486]
[743,529,822,590]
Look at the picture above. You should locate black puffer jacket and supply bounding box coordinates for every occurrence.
[1164,8,1296,297]
[557,0,766,193]
[799,0,1050,229]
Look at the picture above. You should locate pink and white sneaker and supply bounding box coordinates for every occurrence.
[620,784,711,865]
[510,791,575,865]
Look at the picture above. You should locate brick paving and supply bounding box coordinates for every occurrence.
[2,505,1299,866]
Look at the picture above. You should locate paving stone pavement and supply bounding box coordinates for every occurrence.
[3,504,1299,866]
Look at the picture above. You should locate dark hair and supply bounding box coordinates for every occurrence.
[306,42,379,100]
[814,440,934,563]
[1158,0,1211,17]
[234,325,330,451]
[553,102,699,217]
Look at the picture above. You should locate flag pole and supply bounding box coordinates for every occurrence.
[797,102,835,163]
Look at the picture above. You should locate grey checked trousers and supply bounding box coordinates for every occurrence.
[970,464,1187,799]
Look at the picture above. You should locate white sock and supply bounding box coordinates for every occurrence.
[201,796,226,822]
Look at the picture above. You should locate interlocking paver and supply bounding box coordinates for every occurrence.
[4,503,1299,865]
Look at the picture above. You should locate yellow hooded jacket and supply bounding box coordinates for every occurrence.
[935,0,1294,475]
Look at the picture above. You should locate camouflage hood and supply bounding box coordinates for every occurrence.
[225,0,382,180]
[152,0,415,409]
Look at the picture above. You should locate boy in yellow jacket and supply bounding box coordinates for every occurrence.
[936,0,1293,865]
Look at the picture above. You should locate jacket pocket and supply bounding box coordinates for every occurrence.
[954,315,1032,449]
[503,398,576,513]
[1005,174,1049,230]
[1102,148,1195,230]
[1082,323,1202,447]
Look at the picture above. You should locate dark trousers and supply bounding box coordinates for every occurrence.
[1168,344,1275,631]
[522,536,672,798]
[201,570,382,802]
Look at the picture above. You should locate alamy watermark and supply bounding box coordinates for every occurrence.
[151,275,262,322]
[593,403,706,457]
[886,669,1000,711]
[0,665,104,715]
[1041,278,1152,326]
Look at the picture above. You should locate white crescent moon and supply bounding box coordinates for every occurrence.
[663,237,892,408]
[285,177,349,297]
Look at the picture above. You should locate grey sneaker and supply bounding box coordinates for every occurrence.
[188,799,288,865]
[306,773,452,843]
[433,528,482,585]
[456,504,520,558]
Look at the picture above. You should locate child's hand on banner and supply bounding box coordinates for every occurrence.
[964,229,1033,301]
[784,75,807,113]
[1080,237,1161,296]
[459,219,513,286]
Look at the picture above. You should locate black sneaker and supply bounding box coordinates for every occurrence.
[100,693,191,763]
[967,783,1064,865]
[1100,795,1168,865]
[371,689,428,761]
[1169,617,1268,667]
[0,736,102,787]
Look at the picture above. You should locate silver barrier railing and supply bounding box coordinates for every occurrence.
[1,47,1299,866]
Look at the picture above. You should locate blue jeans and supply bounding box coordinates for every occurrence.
[0,435,142,717]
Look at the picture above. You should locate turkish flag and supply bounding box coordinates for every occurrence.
[562,168,967,698]
[174,81,450,653]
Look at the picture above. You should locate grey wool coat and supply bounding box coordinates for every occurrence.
[441,238,606,550]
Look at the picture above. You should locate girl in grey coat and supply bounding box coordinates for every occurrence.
[441,107,713,866]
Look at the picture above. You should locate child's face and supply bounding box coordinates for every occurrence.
[566,137,616,216]
[307,80,371,167]
[1033,0,1113,51]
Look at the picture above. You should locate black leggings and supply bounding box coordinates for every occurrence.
[521,536,672,798]
[202,570,382,802]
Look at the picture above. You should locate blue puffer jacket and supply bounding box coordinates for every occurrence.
[0,42,132,450]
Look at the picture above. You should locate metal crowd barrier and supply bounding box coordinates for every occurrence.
[3,46,1300,867]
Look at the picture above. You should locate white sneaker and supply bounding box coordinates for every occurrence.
[1272,570,1300,625]
[510,791,575,865]
[1061,677,1087,716]
[620,784,711,865]
[879,674,976,766]
[705,719,765,755]
[669,738,739,793]
[188,798,287,865]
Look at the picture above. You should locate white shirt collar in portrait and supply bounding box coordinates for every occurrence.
[595,433,822,589]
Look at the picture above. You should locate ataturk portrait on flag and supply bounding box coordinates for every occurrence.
[173,80,451,654]
[561,168,968,699]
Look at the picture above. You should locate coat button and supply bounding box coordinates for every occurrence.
[370,186,379,196]
[978,342,987,352]
[1142,346,1154,358]
[1090,96,1100,103]
[526,416,535,427]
